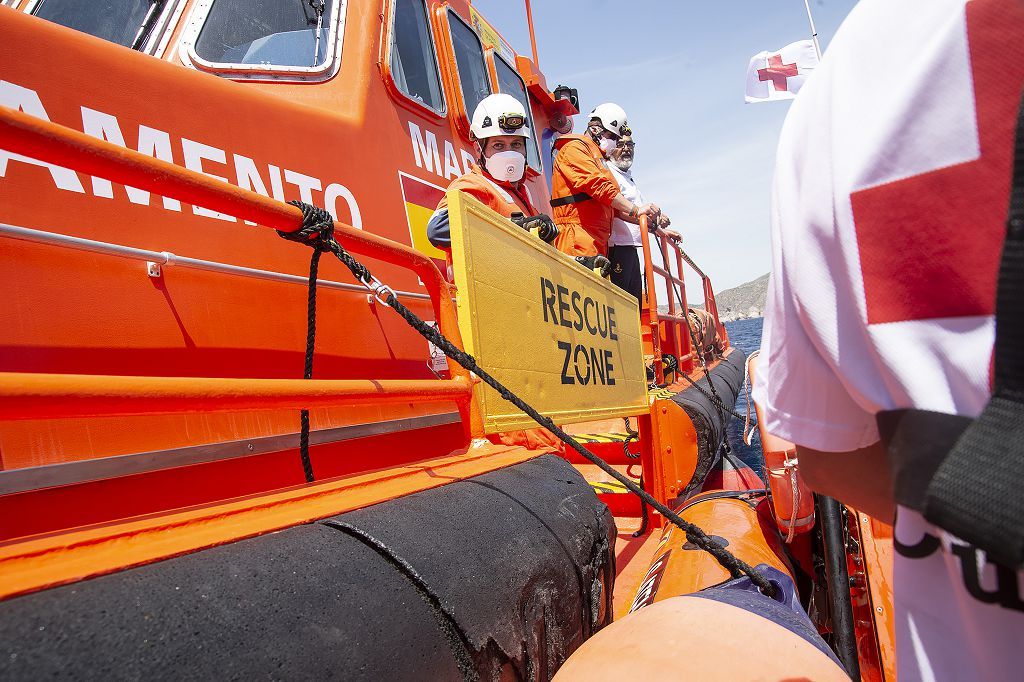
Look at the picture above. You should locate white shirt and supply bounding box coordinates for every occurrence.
[606,162,644,247]
[752,1,1024,680]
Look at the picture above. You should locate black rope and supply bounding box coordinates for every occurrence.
[632,473,651,538]
[297,247,320,483]
[324,520,478,681]
[620,417,649,537]
[278,202,776,596]
[658,240,746,442]
[676,244,708,280]
[677,371,751,423]
[622,417,640,460]
[277,201,338,483]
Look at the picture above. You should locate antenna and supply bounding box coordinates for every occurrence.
[524,0,540,67]
[802,0,823,59]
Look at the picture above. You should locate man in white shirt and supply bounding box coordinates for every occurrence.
[753,0,1024,679]
[605,136,678,301]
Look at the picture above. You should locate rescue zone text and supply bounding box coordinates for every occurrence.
[539,276,619,386]
[448,190,647,432]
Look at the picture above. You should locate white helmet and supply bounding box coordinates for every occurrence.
[589,103,630,138]
[470,93,531,141]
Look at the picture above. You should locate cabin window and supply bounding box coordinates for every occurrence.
[193,0,336,68]
[493,54,542,172]
[30,0,169,50]
[389,0,445,114]
[447,11,492,127]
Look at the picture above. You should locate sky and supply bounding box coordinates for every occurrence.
[473,0,858,298]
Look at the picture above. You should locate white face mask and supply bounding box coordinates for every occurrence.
[485,150,526,183]
[599,137,618,156]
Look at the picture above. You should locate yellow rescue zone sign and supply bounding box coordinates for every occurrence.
[447,192,648,434]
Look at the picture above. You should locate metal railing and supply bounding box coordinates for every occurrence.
[0,223,433,300]
[637,215,726,386]
[0,105,484,438]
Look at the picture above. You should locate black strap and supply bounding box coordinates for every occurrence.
[876,409,971,512]
[550,192,591,207]
[921,89,1024,568]
[879,90,1024,569]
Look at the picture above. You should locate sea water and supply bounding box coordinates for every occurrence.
[724,317,765,472]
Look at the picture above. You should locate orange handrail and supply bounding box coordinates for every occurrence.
[638,215,729,385]
[0,373,474,421]
[638,215,693,383]
[0,106,485,437]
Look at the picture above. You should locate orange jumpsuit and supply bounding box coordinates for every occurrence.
[428,164,537,257]
[550,134,622,257]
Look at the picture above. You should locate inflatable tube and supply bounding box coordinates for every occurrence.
[671,349,745,494]
[701,450,764,492]
[0,455,615,680]
[627,495,790,610]
[556,570,848,681]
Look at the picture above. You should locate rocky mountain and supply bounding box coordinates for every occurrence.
[662,273,769,322]
[705,273,769,321]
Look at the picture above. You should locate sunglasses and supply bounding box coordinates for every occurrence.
[498,112,527,131]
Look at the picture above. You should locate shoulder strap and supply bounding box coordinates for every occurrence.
[921,89,1024,568]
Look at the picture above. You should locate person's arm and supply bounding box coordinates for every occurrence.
[614,209,680,243]
[797,442,895,522]
[426,208,450,249]
[611,194,637,215]
[557,141,658,217]
[609,196,659,218]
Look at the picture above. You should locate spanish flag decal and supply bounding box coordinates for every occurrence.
[399,171,447,269]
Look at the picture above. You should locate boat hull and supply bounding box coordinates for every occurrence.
[0,455,615,681]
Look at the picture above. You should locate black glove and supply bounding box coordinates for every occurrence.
[575,255,612,278]
[522,214,559,243]
[512,213,559,243]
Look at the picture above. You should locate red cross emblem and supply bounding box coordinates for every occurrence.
[758,54,799,91]
[850,0,1024,325]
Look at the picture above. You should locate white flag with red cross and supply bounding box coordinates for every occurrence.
[745,40,819,103]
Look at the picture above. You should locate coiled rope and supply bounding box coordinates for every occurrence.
[279,202,775,596]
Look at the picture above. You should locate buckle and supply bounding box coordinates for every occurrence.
[360,273,397,306]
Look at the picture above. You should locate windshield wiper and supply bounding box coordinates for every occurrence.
[130,0,167,51]
[309,0,326,67]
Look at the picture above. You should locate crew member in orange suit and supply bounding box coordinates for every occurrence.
[550,103,660,269]
[427,93,558,259]
[427,93,561,453]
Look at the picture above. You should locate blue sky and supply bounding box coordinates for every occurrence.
[474,0,858,296]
